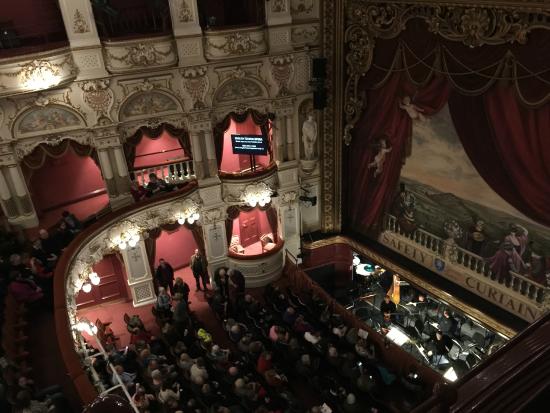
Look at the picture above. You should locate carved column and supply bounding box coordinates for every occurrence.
[168,0,206,65]
[95,133,133,209]
[265,0,293,52]
[0,169,19,219]
[203,129,218,178]
[189,131,205,180]
[198,182,227,285]
[57,0,108,79]
[285,114,296,161]
[277,191,301,257]
[201,206,228,286]
[3,163,38,228]
[119,240,156,307]
[272,117,285,164]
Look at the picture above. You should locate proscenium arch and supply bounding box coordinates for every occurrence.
[13,104,87,139]
[118,90,184,121]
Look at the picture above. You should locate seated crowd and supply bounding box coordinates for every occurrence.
[0,211,82,412]
[131,173,188,203]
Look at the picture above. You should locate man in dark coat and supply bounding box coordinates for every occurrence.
[155,258,175,295]
[190,249,208,291]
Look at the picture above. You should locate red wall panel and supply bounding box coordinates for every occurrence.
[133,130,188,168]
[28,149,105,213]
[154,226,197,270]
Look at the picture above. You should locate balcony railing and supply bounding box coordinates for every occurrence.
[130,159,195,187]
[384,214,548,306]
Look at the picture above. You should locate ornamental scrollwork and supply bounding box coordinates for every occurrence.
[207,32,264,56]
[182,66,209,109]
[106,42,174,67]
[342,0,550,145]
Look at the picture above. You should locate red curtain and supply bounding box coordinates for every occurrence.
[124,123,191,169]
[347,74,450,232]
[449,87,550,226]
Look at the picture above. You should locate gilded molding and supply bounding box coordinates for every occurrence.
[321,0,344,232]
[342,0,550,145]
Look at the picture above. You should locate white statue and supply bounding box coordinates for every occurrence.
[400,96,427,122]
[368,139,392,177]
[302,114,317,160]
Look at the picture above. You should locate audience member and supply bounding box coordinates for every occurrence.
[155,258,175,295]
[190,249,209,291]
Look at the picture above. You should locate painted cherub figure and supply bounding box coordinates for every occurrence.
[368,138,392,177]
[400,96,427,122]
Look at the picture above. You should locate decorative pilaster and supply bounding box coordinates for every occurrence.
[95,132,133,209]
[0,162,38,228]
[189,131,205,180]
[272,117,285,164]
[265,0,293,52]
[277,190,301,257]
[57,0,108,79]
[285,114,296,161]
[119,240,156,307]
[0,170,17,219]
[200,206,228,285]
[168,0,206,65]
[203,129,218,178]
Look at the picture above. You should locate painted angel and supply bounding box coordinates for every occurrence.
[368,138,392,177]
[400,96,427,122]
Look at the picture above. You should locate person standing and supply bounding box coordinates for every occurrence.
[190,249,208,291]
[155,258,175,295]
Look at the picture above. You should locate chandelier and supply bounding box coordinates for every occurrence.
[242,182,272,207]
[174,199,200,225]
[73,318,98,336]
[108,221,141,250]
[21,60,62,91]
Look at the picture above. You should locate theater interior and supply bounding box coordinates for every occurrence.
[0,1,548,412]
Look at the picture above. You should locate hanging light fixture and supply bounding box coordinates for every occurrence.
[81,282,92,293]
[174,199,200,225]
[89,272,100,286]
[242,182,272,208]
[74,318,98,336]
[109,221,141,251]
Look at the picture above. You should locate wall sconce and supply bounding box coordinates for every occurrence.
[174,199,200,225]
[79,270,101,294]
[109,221,141,250]
[21,60,62,91]
[242,182,272,207]
[74,318,98,336]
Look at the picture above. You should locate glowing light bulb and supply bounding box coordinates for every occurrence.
[192,213,200,221]
[187,217,195,225]
[259,199,266,207]
[90,272,100,286]
[128,238,138,248]
[119,241,127,250]
[177,217,185,225]
[82,283,92,293]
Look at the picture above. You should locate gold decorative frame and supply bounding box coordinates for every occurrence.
[320,0,550,232]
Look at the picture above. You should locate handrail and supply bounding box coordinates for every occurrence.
[383,214,548,304]
[282,258,443,388]
[53,183,198,404]
[227,239,285,260]
[219,162,277,180]
[411,311,550,412]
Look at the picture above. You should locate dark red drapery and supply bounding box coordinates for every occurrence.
[347,74,450,232]
[124,123,191,170]
[449,87,550,226]
[225,204,277,246]
[346,22,550,232]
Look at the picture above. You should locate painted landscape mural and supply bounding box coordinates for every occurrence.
[394,104,550,286]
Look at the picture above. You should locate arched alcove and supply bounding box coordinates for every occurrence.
[214,109,274,176]
[22,140,108,232]
[226,205,279,256]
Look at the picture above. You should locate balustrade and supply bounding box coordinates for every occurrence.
[383,214,548,307]
[131,160,195,187]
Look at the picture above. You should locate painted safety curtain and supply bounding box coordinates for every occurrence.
[347,73,450,232]
[449,87,550,226]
